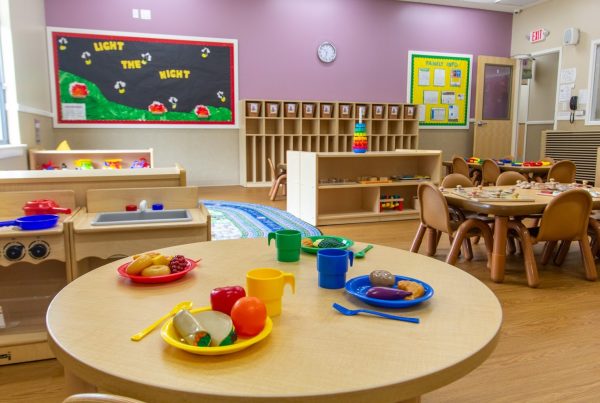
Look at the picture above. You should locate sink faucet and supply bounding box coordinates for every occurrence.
[139,199,148,212]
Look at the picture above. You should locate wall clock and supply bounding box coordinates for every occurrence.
[317,41,337,63]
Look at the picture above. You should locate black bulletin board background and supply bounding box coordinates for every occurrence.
[48,28,237,127]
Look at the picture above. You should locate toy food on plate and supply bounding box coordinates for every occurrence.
[366,286,412,300]
[230,297,267,337]
[193,310,237,347]
[141,265,170,277]
[369,269,395,287]
[303,237,345,248]
[126,252,189,276]
[397,280,425,300]
[210,286,246,315]
[173,309,211,347]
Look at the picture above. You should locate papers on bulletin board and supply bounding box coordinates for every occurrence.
[418,105,426,121]
[418,68,431,86]
[559,67,576,83]
[407,51,472,128]
[434,69,446,86]
[448,104,458,120]
[559,83,574,102]
[431,107,446,121]
[423,90,439,104]
[441,91,456,104]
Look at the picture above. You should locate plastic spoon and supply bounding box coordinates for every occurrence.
[130,301,193,341]
[332,303,419,324]
[355,244,373,259]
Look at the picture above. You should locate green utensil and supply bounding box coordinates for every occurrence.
[355,244,373,259]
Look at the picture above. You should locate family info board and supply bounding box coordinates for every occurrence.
[407,51,472,129]
[48,28,238,127]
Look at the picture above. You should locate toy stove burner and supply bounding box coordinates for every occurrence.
[28,240,50,259]
[3,241,25,261]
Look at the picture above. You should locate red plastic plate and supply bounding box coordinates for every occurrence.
[117,258,198,284]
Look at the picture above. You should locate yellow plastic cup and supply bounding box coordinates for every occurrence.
[246,268,295,317]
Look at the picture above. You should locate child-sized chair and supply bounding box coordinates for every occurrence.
[267,158,287,201]
[410,182,493,267]
[481,159,501,186]
[507,189,596,287]
[547,160,576,183]
[496,171,527,186]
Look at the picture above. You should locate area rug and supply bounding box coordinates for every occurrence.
[202,200,321,240]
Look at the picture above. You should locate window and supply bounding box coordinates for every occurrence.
[587,39,600,125]
[0,37,8,144]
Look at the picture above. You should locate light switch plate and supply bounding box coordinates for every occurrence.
[140,9,152,20]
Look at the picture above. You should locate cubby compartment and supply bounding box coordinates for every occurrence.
[266,102,281,117]
[338,119,354,135]
[244,118,262,135]
[339,104,353,118]
[372,120,386,135]
[283,119,299,135]
[319,119,335,135]
[302,119,318,135]
[321,103,334,118]
[355,104,370,119]
[404,120,419,135]
[246,137,255,182]
[388,105,400,119]
[265,119,281,135]
[388,120,402,135]
[246,101,262,117]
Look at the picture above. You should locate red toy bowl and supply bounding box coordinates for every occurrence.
[117,258,198,284]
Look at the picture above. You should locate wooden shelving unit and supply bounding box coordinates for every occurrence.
[287,150,441,225]
[239,100,420,186]
[28,149,153,170]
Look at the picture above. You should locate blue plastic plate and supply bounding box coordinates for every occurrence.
[345,275,434,308]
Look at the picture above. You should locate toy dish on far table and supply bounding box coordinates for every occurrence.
[301,235,354,254]
[161,306,273,355]
[117,258,198,284]
[345,275,434,308]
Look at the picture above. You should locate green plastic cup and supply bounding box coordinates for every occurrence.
[268,229,301,262]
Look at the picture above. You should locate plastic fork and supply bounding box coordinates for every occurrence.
[332,303,419,324]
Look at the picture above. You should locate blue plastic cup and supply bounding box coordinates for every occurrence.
[317,249,354,289]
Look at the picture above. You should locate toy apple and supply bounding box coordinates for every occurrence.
[210,286,246,315]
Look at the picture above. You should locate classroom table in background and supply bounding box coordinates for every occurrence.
[47,238,501,403]
[444,186,600,285]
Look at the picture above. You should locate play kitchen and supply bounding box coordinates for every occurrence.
[0,190,77,365]
[69,186,210,279]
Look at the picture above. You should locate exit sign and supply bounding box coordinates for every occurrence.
[529,28,548,43]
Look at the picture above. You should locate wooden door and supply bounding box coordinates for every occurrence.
[473,56,517,159]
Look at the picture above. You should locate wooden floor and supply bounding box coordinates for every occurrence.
[3,186,600,402]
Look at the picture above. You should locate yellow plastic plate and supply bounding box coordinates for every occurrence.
[160,306,272,355]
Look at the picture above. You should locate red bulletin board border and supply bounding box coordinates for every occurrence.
[48,27,238,129]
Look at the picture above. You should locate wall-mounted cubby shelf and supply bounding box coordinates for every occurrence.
[239,100,420,186]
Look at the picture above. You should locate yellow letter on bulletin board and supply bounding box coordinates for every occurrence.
[407,51,472,129]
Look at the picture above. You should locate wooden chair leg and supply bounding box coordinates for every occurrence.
[446,231,466,266]
[553,240,571,266]
[472,235,481,245]
[270,176,285,201]
[507,236,517,255]
[426,228,438,256]
[579,239,598,281]
[541,241,557,265]
[508,221,540,288]
[410,223,427,253]
[462,238,473,261]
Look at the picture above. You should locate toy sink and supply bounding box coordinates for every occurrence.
[91,209,192,226]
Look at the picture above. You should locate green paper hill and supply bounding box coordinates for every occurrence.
[59,71,232,122]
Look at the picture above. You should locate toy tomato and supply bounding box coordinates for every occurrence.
[230,297,267,337]
[210,286,246,315]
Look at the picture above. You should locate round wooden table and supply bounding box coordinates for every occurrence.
[47,238,502,403]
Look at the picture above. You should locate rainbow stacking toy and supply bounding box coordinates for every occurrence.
[352,122,367,153]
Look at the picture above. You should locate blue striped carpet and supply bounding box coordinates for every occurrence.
[202,200,321,240]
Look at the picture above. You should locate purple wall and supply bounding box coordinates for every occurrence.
[45,0,512,105]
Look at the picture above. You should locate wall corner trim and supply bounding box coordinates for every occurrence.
[17,104,53,117]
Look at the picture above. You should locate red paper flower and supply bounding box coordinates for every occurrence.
[148,101,167,115]
[69,82,88,98]
[194,105,211,118]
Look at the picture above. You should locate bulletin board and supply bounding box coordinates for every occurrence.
[47,27,238,128]
[407,51,472,129]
